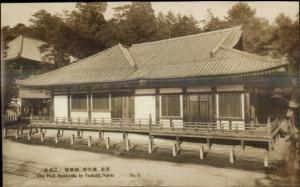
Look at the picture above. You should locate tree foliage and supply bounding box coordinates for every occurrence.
[1,2,299,110]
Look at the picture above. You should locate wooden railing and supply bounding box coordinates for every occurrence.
[269,118,280,138]
[26,116,280,139]
[3,113,21,126]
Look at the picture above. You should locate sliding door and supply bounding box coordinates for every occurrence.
[111,94,134,120]
[184,93,214,122]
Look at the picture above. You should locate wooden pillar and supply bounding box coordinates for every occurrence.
[244,92,251,123]
[88,92,92,121]
[241,139,245,151]
[264,151,269,167]
[268,140,273,152]
[88,136,92,147]
[20,126,23,135]
[15,130,19,139]
[3,128,7,138]
[40,132,45,142]
[149,114,152,131]
[71,134,75,145]
[172,144,177,157]
[122,132,126,140]
[98,131,103,139]
[230,148,235,164]
[200,145,204,160]
[267,117,271,136]
[55,133,59,144]
[207,137,211,149]
[67,91,71,118]
[148,135,153,154]
[106,137,110,149]
[27,131,31,141]
[126,138,130,151]
[155,88,160,123]
[176,136,181,151]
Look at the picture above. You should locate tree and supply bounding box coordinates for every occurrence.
[225,2,273,54]
[225,2,256,26]
[269,13,299,71]
[170,15,200,37]
[113,2,157,44]
[155,11,170,39]
[200,9,229,32]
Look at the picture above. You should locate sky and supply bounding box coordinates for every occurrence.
[1,1,299,27]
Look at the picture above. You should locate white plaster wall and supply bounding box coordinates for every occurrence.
[54,95,68,119]
[91,112,111,123]
[70,111,88,121]
[91,112,111,119]
[135,95,156,124]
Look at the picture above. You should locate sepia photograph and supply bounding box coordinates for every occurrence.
[1,1,299,187]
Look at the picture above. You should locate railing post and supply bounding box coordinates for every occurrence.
[267,117,271,137]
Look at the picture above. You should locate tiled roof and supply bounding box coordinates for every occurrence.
[17,26,288,87]
[18,44,136,86]
[4,35,48,62]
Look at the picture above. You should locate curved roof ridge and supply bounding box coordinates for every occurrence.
[117,43,137,69]
[219,45,288,65]
[210,29,232,55]
[132,25,242,47]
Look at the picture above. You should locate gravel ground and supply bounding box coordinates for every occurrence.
[3,127,293,187]
[3,139,277,187]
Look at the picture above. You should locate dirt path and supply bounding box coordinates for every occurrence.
[3,139,276,187]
